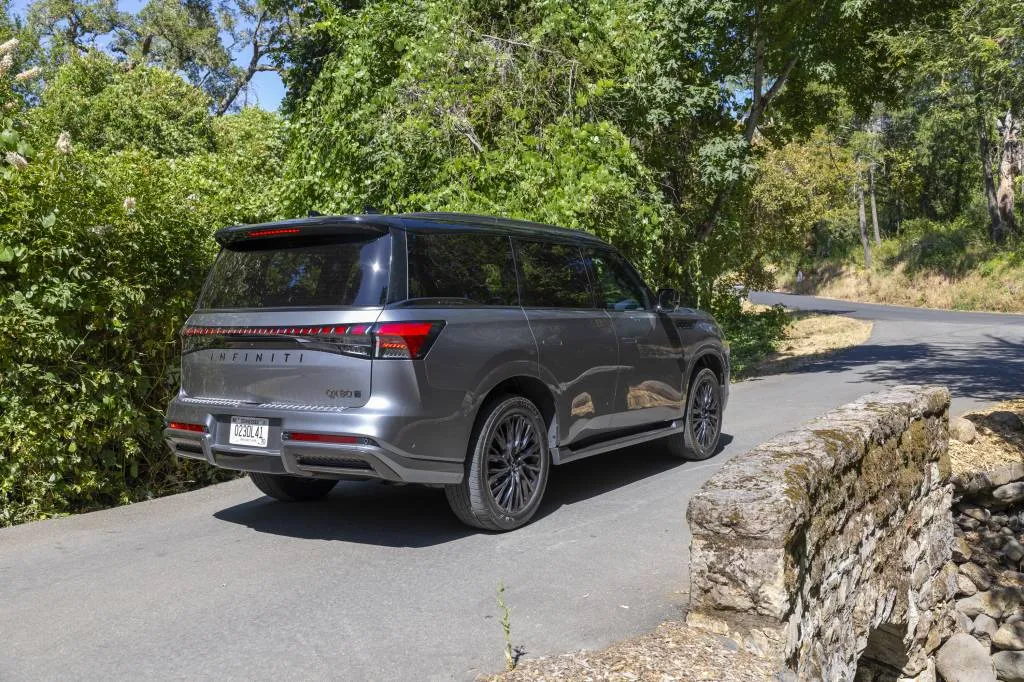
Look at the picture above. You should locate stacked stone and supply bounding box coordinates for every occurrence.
[949,462,1024,681]
[686,386,956,681]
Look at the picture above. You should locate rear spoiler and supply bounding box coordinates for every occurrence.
[215,216,390,247]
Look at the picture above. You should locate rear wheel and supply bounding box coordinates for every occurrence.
[249,472,338,501]
[446,396,550,531]
[666,367,722,461]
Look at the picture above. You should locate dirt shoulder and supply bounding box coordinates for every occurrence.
[734,303,873,381]
[487,620,775,682]
[949,399,1024,477]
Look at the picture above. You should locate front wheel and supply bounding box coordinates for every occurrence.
[249,472,338,501]
[446,396,550,531]
[666,368,723,461]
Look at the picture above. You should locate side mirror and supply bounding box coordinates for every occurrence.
[656,287,680,312]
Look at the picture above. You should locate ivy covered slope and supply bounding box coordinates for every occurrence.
[0,50,285,525]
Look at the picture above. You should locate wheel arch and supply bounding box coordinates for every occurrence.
[473,375,558,453]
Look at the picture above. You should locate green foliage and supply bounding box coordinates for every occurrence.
[720,305,791,379]
[283,0,677,284]
[0,45,283,525]
[27,53,215,156]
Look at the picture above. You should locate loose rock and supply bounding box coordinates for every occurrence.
[1005,539,1024,563]
[974,613,999,646]
[961,562,993,591]
[958,574,979,597]
[993,651,1024,682]
[935,633,997,682]
[995,483,1024,506]
[961,504,992,522]
[953,536,974,563]
[994,621,1024,651]
[988,464,1024,488]
[957,591,1014,620]
[952,416,978,443]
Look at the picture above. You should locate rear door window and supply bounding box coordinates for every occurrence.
[405,231,518,306]
[514,239,594,309]
[198,234,391,309]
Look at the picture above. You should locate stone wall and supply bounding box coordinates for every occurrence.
[686,386,956,681]
[944,461,1024,681]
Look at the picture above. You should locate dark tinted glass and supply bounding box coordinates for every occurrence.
[515,240,594,308]
[586,249,651,311]
[406,231,517,306]
[198,234,390,309]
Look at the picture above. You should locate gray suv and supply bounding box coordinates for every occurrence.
[164,213,729,530]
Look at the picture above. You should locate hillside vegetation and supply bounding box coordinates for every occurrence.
[781,219,1024,312]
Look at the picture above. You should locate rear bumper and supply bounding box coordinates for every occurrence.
[163,399,464,485]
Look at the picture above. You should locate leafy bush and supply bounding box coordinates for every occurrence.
[887,216,990,275]
[720,304,790,379]
[27,53,216,157]
[0,54,284,525]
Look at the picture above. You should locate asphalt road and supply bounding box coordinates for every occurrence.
[3,294,1024,681]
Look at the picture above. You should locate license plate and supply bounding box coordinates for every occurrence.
[229,416,269,448]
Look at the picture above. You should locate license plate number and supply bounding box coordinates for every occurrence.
[229,417,269,448]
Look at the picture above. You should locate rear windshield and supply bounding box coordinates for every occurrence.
[198,234,391,309]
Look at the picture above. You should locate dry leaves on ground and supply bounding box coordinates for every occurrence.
[949,399,1024,476]
[487,621,775,682]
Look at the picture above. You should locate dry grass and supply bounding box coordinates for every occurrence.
[949,399,1024,477]
[487,621,775,682]
[739,302,873,379]
[781,262,1024,313]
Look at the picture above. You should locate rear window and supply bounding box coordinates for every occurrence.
[514,239,594,308]
[405,231,518,306]
[198,234,391,309]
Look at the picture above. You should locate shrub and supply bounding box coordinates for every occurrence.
[0,54,284,525]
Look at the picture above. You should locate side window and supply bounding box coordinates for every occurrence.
[406,231,518,305]
[514,240,594,309]
[586,249,651,311]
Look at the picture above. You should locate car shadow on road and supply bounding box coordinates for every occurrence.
[212,434,733,547]
[747,333,1024,404]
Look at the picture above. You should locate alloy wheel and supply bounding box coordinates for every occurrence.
[485,412,543,515]
[690,377,720,450]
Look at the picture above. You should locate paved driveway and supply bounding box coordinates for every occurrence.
[2,295,1023,681]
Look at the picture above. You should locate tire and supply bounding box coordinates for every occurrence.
[445,395,550,531]
[666,367,723,461]
[249,472,338,502]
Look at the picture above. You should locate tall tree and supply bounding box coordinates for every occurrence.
[685,0,956,240]
[883,0,1024,242]
[26,0,289,114]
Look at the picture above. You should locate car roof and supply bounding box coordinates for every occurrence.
[216,212,611,247]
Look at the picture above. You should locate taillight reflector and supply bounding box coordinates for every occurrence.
[287,433,362,444]
[169,421,206,433]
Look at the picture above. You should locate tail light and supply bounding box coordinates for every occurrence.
[180,321,444,360]
[374,322,442,359]
[168,421,206,433]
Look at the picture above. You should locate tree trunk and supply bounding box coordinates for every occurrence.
[996,111,1020,239]
[980,120,1005,242]
[869,164,881,246]
[857,164,872,268]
